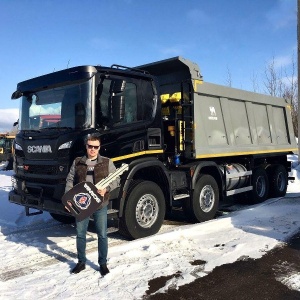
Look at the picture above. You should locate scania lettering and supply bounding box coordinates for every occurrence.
[27,145,52,153]
[84,183,101,203]
[9,57,297,239]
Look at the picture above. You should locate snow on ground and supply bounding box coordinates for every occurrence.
[0,155,300,299]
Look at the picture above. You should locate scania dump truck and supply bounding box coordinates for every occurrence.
[9,56,297,239]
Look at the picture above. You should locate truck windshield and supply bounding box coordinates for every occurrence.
[18,80,92,131]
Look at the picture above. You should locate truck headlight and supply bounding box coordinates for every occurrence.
[15,143,23,151]
[58,141,72,150]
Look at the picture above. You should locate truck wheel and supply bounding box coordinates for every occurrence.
[269,165,288,197]
[119,180,166,239]
[249,167,269,203]
[50,213,75,224]
[5,157,13,170]
[184,174,219,222]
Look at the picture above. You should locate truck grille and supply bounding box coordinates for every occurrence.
[26,165,58,175]
[25,186,54,197]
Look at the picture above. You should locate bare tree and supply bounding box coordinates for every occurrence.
[285,87,298,136]
[225,65,232,87]
[263,55,298,136]
[263,57,285,97]
[251,71,260,93]
[283,55,298,136]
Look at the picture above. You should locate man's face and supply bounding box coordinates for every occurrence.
[86,139,100,159]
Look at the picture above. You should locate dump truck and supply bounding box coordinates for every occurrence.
[0,134,15,170]
[9,56,297,239]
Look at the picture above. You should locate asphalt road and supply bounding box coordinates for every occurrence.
[144,232,300,300]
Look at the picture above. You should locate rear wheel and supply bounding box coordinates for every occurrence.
[119,180,166,239]
[249,167,269,204]
[269,164,288,197]
[184,174,219,222]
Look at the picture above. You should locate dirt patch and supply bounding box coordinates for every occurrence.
[144,233,300,300]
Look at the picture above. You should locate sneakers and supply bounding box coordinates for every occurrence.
[71,261,86,274]
[100,264,110,276]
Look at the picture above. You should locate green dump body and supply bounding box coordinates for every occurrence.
[139,56,297,160]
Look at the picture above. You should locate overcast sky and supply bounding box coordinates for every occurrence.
[0,0,296,131]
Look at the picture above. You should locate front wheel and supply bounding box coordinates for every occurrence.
[184,174,219,222]
[5,157,13,170]
[119,181,166,239]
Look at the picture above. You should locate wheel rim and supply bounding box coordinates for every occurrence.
[255,176,266,197]
[276,172,286,192]
[199,185,215,212]
[135,194,159,228]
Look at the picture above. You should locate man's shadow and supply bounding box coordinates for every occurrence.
[1,214,126,281]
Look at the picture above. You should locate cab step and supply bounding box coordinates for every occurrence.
[107,209,119,234]
[173,193,190,200]
[107,208,119,218]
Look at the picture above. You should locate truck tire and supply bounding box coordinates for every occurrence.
[119,180,166,239]
[50,212,75,224]
[249,167,269,203]
[5,157,13,170]
[184,174,219,222]
[269,164,288,197]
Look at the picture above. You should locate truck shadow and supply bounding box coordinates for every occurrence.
[229,194,300,242]
[1,215,129,281]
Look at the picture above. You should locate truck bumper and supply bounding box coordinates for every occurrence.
[8,190,69,216]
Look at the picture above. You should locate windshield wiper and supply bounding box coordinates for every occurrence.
[42,126,73,131]
[23,129,41,134]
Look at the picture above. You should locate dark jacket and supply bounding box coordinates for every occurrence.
[65,154,118,207]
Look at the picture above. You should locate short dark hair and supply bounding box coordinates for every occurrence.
[84,133,101,145]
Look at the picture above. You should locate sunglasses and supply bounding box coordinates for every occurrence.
[87,144,100,149]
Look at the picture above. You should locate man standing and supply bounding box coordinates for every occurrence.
[65,133,118,276]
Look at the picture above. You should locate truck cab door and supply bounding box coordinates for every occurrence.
[96,76,152,160]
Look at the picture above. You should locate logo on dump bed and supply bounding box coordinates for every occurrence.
[74,193,91,210]
[208,106,218,120]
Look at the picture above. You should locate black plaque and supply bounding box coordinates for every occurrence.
[62,181,104,221]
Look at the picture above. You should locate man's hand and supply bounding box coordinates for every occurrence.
[97,188,107,197]
[65,200,72,212]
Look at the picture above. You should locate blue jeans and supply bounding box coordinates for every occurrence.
[76,205,108,266]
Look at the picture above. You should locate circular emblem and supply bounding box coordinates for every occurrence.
[73,193,91,210]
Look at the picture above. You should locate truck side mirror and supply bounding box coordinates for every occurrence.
[112,95,125,123]
[110,80,126,94]
[11,90,23,100]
